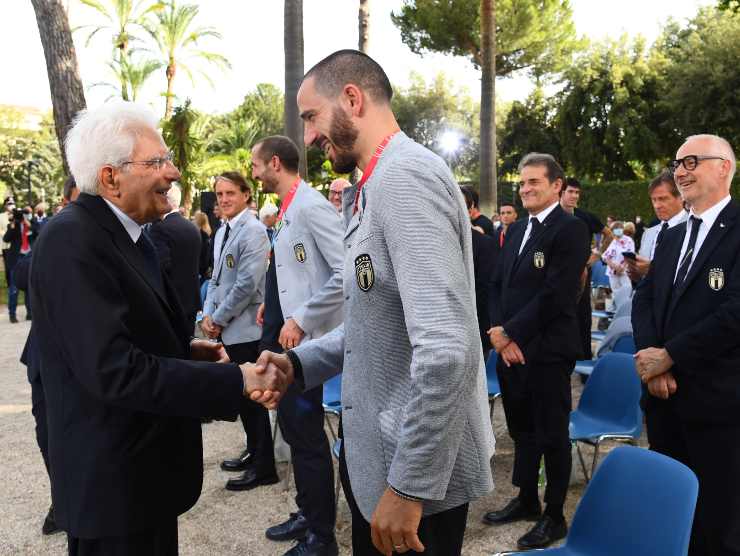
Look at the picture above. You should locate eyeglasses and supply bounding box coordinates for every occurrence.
[120,151,174,171]
[668,155,726,173]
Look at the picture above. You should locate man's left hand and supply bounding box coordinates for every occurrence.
[634,347,674,382]
[279,318,305,350]
[488,326,510,352]
[190,339,229,363]
[370,488,425,555]
[500,341,526,367]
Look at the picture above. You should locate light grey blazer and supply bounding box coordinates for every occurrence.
[293,133,495,521]
[203,210,269,346]
[274,181,344,340]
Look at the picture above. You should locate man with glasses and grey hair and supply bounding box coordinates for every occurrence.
[633,134,740,556]
[29,101,286,555]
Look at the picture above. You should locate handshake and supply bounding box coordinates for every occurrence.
[240,351,296,409]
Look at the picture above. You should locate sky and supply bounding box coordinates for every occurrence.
[1,0,714,117]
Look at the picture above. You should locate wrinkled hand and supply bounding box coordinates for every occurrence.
[190,339,229,363]
[472,225,485,235]
[246,351,296,409]
[625,255,651,282]
[500,341,526,367]
[647,371,678,399]
[488,326,510,353]
[256,303,265,326]
[370,488,425,555]
[200,316,222,339]
[634,347,674,382]
[279,318,305,350]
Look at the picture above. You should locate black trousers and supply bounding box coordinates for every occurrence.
[498,361,573,509]
[577,268,593,360]
[647,400,740,556]
[338,443,468,555]
[278,382,336,539]
[68,517,178,556]
[223,340,275,476]
[29,371,50,474]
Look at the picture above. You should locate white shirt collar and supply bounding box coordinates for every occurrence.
[529,201,560,224]
[689,195,731,230]
[103,198,142,243]
[665,209,688,228]
[226,207,249,228]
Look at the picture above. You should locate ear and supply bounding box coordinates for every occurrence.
[270,155,281,172]
[98,165,120,197]
[342,83,364,117]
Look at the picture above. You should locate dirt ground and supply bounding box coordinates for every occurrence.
[0,305,642,555]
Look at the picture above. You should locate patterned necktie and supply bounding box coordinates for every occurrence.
[674,216,702,286]
[220,223,231,255]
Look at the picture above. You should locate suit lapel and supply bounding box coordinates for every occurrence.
[504,221,526,284]
[215,213,249,283]
[511,206,563,276]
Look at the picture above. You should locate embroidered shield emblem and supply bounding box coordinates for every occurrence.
[226,254,235,269]
[709,267,725,291]
[355,254,374,292]
[294,243,306,263]
[533,251,545,269]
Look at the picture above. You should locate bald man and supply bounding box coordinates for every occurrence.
[328,178,350,212]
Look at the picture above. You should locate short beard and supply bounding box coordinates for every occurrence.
[328,106,359,174]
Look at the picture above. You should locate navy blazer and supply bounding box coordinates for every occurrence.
[29,193,244,538]
[632,200,740,424]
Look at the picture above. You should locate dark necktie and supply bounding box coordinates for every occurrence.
[519,217,542,255]
[220,223,231,256]
[136,231,162,290]
[674,216,702,286]
[655,221,669,251]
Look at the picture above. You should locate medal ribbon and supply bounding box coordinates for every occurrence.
[273,177,301,240]
[353,132,398,215]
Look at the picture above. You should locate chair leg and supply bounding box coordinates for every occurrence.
[489,399,495,423]
[324,413,337,443]
[590,440,601,479]
[574,441,590,482]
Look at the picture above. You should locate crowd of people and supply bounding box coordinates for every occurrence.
[9,48,739,556]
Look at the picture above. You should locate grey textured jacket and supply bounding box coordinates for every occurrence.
[203,210,269,346]
[274,181,344,340]
[293,133,495,520]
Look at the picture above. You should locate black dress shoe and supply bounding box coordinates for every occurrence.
[42,506,61,535]
[9,315,18,324]
[517,515,568,549]
[482,497,542,525]
[283,533,338,556]
[221,449,252,472]
[225,468,279,491]
[266,511,309,541]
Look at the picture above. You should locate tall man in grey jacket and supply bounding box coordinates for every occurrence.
[202,172,278,490]
[253,50,495,556]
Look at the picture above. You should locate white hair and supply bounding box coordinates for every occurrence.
[65,100,160,195]
[684,134,737,182]
[167,183,182,210]
[259,203,278,221]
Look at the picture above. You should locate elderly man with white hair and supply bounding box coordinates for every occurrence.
[28,101,286,556]
[633,133,740,556]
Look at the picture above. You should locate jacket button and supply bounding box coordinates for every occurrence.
[345,295,350,300]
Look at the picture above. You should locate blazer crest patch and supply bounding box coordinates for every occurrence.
[294,242,307,263]
[225,254,235,269]
[709,267,725,291]
[533,251,545,269]
[355,254,375,292]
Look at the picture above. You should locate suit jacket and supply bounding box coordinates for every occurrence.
[13,254,40,382]
[491,205,590,366]
[638,211,689,261]
[28,193,244,538]
[471,228,498,351]
[293,133,495,520]
[203,210,269,346]
[632,200,740,424]
[149,211,202,326]
[273,181,344,341]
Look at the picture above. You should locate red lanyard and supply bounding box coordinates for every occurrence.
[353,132,398,215]
[277,177,301,222]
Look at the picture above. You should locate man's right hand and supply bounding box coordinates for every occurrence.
[647,371,678,399]
[625,255,650,282]
[256,303,265,326]
[200,315,221,339]
[245,351,296,409]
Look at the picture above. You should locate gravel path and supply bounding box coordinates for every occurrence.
[0,305,624,555]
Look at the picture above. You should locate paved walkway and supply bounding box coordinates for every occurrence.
[0,304,591,555]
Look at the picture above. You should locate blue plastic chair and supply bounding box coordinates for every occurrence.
[497,446,698,556]
[486,351,501,421]
[613,334,636,354]
[570,353,643,481]
[591,259,610,289]
[322,374,342,442]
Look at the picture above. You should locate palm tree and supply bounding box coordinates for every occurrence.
[161,101,204,213]
[479,0,497,213]
[92,54,162,101]
[79,0,164,101]
[358,0,370,53]
[284,0,306,176]
[146,1,230,119]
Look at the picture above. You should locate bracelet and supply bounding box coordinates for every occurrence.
[389,485,424,502]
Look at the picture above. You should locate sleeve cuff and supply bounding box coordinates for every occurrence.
[389,485,425,502]
[286,349,305,389]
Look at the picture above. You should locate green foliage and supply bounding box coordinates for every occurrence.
[161,100,203,210]
[391,0,583,76]
[718,0,740,12]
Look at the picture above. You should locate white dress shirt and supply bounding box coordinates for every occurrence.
[640,209,688,261]
[674,195,731,281]
[518,201,560,255]
[103,198,142,243]
[213,207,248,265]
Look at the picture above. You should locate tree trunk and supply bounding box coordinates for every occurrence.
[479,0,497,215]
[358,0,370,53]
[30,0,86,176]
[164,59,176,119]
[284,0,306,177]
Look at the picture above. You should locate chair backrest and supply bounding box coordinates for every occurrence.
[322,374,342,409]
[485,351,500,396]
[566,446,698,556]
[577,353,642,437]
[591,260,610,288]
[613,334,636,354]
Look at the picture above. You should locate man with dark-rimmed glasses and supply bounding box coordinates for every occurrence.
[633,133,740,555]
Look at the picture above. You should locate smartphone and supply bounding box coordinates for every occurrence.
[622,251,637,260]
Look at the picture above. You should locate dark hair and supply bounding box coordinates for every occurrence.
[499,202,517,211]
[303,49,393,104]
[518,153,566,191]
[461,185,480,209]
[253,135,300,173]
[215,171,252,201]
[62,176,77,201]
[460,187,475,210]
[648,169,680,197]
[564,177,581,190]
